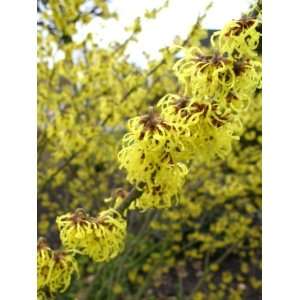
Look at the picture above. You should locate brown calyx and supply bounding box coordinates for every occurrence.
[225,16,256,36]
[53,250,66,263]
[71,209,89,225]
[210,102,230,128]
[211,115,228,128]
[114,188,129,199]
[139,108,171,140]
[194,52,228,69]
[226,91,239,104]
[191,103,209,116]
[174,96,190,115]
[233,58,251,76]
[37,237,49,251]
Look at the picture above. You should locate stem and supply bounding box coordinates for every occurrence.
[116,184,145,215]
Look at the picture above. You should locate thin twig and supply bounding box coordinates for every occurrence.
[116,184,145,215]
[119,11,208,104]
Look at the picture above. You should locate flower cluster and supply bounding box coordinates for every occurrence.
[173,48,261,105]
[158,94,240,161]
[173,48,235,99]
[37,238,78,297]
[56,208,127,262]
[118,15,261,210]
[118,108,188,210]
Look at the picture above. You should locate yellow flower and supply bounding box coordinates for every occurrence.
[174,47,235,98]
[86,209,127,262]
[37,238,78,295]
[159,95,241,161]
[211,16,261,58]
[57,208,127,262]
[47,250,79,293]
[118,108,189,210]
[37,238,53,290]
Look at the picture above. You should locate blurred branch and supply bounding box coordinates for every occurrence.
[120,6,212,103]
[38,134,96,194]
[189,243,237,299]
[37,20,57,36]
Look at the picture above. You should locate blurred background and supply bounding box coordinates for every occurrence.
[37,0,261,299]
